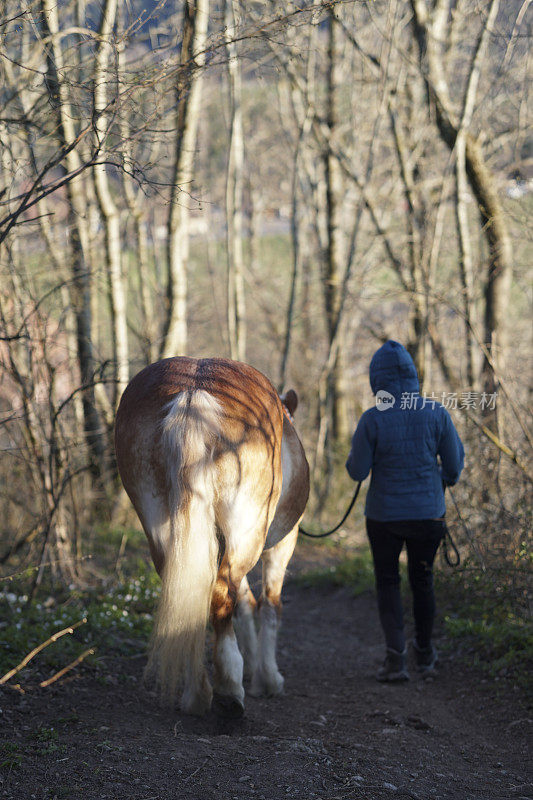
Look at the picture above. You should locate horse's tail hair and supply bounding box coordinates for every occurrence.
[146,389,221,714]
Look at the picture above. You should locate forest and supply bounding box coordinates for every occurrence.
[0,1,531,797]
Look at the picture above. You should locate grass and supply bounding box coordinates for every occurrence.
[0,742,22,772]
[294,550,375,597]
[33,726,66,756]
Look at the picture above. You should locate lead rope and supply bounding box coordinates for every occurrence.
[446,487,486,571]
[442,519,461,568]
[298,481,470,567]
[299,481,362,539]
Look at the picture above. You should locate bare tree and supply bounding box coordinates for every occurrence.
[410,0,513,413]
[0,263,86,584]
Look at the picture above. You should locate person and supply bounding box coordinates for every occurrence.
[346,340,464,681]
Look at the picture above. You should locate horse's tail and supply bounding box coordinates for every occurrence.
[147,389,221,714]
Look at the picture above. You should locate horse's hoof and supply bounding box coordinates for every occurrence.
[180,692,212,717]
[250,669,284,697]
[212,692,245,719]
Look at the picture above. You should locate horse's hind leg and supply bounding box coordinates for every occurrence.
[210,553,251,718]
[250,526,298,697]
[234,575,258,681]
[210,493,281,717]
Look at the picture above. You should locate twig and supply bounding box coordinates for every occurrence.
[115,532,128,578]
[0,618,87,685]
[1,554,93,582]
[183,758,209,784]
[0,520,42,564]
[464,410,532,481]
[39,647,95,688]
[4,683,25,695]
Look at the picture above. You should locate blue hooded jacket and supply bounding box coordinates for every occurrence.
[345,340,464,521]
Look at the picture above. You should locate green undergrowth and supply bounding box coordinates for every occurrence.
[435,557,532,699]
[87,523,150,569]
[0,560,160,687]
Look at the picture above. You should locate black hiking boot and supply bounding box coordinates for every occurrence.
[413,640,437,676]
[376,647,409,683]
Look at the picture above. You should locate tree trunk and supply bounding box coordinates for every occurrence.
[92,0,129,409]
[160,0,210,359]
[134,214,156,364]
[324,10,349,444]
[225,0,246,362]
[39,0,105,477]
[455,133,476,388]
[389,104,430,389]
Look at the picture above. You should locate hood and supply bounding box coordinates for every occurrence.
[369,340,419,398]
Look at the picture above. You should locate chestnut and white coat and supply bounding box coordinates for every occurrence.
[115,357,309,717]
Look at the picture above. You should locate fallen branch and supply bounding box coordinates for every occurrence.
[0,618,87,685]
[39,647,95,688]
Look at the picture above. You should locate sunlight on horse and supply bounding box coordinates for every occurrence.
[114,357,309,717]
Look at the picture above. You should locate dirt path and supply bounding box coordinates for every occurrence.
[1,555,531,800]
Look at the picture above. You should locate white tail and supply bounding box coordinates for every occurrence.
[147,390,221,713]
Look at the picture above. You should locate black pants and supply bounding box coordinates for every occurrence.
[366,518,446,653]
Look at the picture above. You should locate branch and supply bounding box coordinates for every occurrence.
[39,647,95,688]
[458,0,501,135]
[0,520,42,564]
[1,555,93,583]
[0,121,96,244]
[464,411,532,481]
[0,618,87,685]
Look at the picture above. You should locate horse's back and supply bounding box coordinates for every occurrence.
[116,356,282,436]
[115,357,285,515]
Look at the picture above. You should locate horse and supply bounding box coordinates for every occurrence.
[114,356,309,717]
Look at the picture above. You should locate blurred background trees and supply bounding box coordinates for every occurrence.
[0,0,531,587]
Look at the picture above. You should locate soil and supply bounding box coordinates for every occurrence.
[1,547,531,800]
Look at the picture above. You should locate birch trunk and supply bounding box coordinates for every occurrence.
[453,0,501,389]
[92,0,129,409]
[160,0,209,359]
[118,1,157,365]
[224,0,246,362]
[39,0,105,476]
